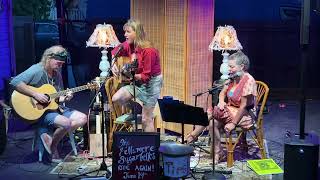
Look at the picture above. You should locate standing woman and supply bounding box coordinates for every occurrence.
[111,19,163,132]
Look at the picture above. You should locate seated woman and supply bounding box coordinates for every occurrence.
[186,51,257,164]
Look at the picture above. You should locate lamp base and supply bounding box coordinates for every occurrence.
[202,172,226,180]
[99,49,110,77]
[219,52,230,80]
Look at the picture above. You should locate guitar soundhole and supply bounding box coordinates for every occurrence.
[36,94,51,110]
[45,94,51,102]
[30,94,50,110]
[36,102,49,110]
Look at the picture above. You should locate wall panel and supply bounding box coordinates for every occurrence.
[131,0,214,136]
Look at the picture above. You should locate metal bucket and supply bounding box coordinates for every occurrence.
[159,142,194,178]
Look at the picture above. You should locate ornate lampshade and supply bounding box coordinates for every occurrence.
[209,25,242,80]
[86,23,120,77]
[209,25,242,51]
[86,23,120,48]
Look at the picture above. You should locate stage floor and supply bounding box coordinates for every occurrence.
[0,132,274,180]
[0,92,319,179]
[48,135,272,180]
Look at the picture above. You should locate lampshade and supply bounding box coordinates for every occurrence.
[86,23,120,78]
[209,25,243,80]
[86,23,120,48]
[209,25,242,51]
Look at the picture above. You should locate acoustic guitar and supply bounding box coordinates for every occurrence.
[115,56,142,87]
[115,56,131,83]
[11,83,98,122]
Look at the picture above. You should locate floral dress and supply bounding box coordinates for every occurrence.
[211,72,257,129]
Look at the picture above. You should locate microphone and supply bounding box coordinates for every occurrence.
[111,44,124,63]
[228,71,242,79]
[130,53,138,69]
[131,58,138,69]
[207,72,242,93]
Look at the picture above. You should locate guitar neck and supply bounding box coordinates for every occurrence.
[50,85,90,99]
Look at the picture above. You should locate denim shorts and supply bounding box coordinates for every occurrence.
[125,74,163,108]
[41,107,75,127]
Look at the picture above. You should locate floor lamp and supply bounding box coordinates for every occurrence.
[83,23,120,177]
[204,25,243,180]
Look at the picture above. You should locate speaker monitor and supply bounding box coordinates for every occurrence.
[284,140,319,180]
[314,0,320,12]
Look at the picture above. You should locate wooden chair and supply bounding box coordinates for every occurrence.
[105,77,133,151]
[225,80,269,167]
[105,77,160,151]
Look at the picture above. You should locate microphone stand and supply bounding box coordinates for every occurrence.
[203,85,227,179]
[191,91,212,154]
[72,83,110,179]
[94,92,110,174]
[192,83,230,180]
[71,45,123,179]
[130,60,138,131]
[75,48,120,179]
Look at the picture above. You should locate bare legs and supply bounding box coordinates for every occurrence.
[186,118,224,164]
[212,119,224,163]
[51,111,87,158]
[112,87,155,132]
[112,87,133,105]
[142,106,155,132]
[186,125,206,143]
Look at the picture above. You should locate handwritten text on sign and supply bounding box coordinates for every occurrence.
[114,131,158,179]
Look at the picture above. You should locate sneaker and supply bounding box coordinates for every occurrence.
[40,133,52,154]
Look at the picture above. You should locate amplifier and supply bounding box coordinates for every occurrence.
[284,134,319,180]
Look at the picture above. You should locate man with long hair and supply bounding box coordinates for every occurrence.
[10,45,87,162]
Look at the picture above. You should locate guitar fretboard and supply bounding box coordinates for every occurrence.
[49,85,90,99]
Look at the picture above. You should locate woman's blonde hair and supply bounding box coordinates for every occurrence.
[123,19,153,48]
[40,45,67,66]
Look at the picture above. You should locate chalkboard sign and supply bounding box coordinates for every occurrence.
[112,132,160,180]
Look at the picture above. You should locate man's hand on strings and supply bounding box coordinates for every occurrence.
[65,90,73,101]
[59,90,73,102]
[33,92,49,103]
